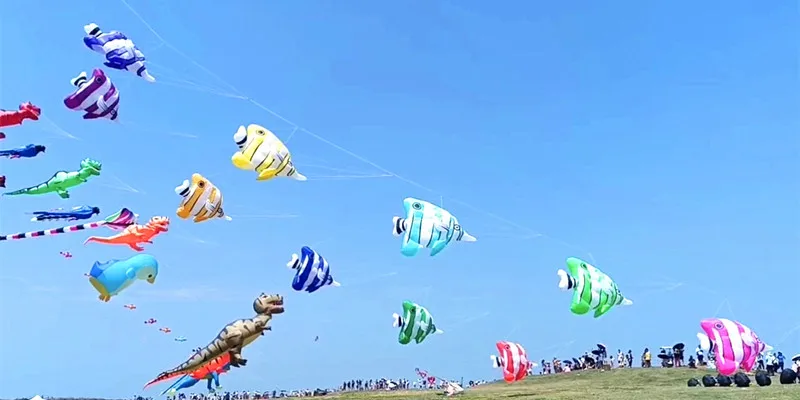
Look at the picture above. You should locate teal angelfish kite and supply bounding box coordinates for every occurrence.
[557,257,632,318]
[392,300,443,345]
[392,197,476,257]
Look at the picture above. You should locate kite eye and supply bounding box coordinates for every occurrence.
[257,129,266,135]
[148,274,153,279]
[714,322,724,330]
[198,181,205,188]
[454,224,461,231]
[412,202,422,210]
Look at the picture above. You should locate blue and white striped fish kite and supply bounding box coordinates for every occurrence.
[392,197,476,257]
[286,246,340,293]
[82,23,155,83]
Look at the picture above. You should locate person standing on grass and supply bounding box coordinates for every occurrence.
[642,348,652,368]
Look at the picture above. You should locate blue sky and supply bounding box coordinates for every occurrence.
[1,0,798,397]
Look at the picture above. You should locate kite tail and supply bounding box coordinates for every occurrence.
[0,220,107,241]
[83,236,111,245]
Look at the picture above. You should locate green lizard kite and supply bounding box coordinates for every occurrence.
[3,158,101,199]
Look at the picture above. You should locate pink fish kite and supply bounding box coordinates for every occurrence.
[491,341,532,383]
[64,69,120,121]
[698,318,772,376]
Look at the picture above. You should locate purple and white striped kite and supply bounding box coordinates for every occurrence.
[63,69,120,121]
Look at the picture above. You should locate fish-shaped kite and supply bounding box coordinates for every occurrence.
[392,300,443,345]
[557,257,632,318]
[392,197,476,257]
[64,69,120,121]
[491,341,531,383]
[231,124,306,182]
[144,318,157,325]
[124,304,137,310]
[174,336,187,342]
[698,318,772,376]
[174,173,231,223]
[287,246,340,293]
[160,327,172,334]
[60,251,73,258]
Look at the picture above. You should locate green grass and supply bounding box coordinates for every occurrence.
[327,368,798,399]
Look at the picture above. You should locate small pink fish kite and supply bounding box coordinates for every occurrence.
[698,318,772,376]
[60,251,73,258]
[491,341,532,383]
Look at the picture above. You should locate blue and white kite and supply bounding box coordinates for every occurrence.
[286,246,340,293]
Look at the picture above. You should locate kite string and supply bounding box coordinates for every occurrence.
[119,0,594,259]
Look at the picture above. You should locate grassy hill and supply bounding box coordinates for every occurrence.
[328,368,798,399]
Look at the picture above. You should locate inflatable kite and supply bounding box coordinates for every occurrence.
[160,327,172,334]
[231,124,306,182]
[392,197,475,257]
[0,208,136,242]
[174,173,232,223]
[83,23,155,83]
[491,341,531,383]
[144,294,285,389]
[30,206,101,222]
[60,251,73,259]
[557,257,632,318]
[174,336,188,342]
[86,253,159,302]
[124,304,137,310]
[3,158,101,199]
[159,354,231,395]
[698,318,772,376]
[64,69,120,121]
[0,102,40,128]
[84,216,169,251]
[392,300,443,345]
[287,246,340,293]
[145,318,157,325]
[0,144,45,159]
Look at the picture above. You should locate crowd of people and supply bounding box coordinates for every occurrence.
[536,343,797,377]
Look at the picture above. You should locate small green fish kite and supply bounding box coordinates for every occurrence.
[3,158,101,199]
[392,300,443,345]
[557,257,632,318]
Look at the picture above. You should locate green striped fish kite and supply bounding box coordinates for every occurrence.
[392,300,443,345]
[557,257,633,318]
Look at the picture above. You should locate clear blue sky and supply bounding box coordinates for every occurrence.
[1,0,797,397]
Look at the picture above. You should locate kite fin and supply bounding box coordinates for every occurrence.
[287,253,300,269]
[490,355,502,368]
[621,298,633,306]
[392,216,407,237]
[557,269,573,291]
[392,313,402,328]
[697,333,711,352]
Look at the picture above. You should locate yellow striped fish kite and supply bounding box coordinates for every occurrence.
[174,173,232,223]
[231,124,306,182]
